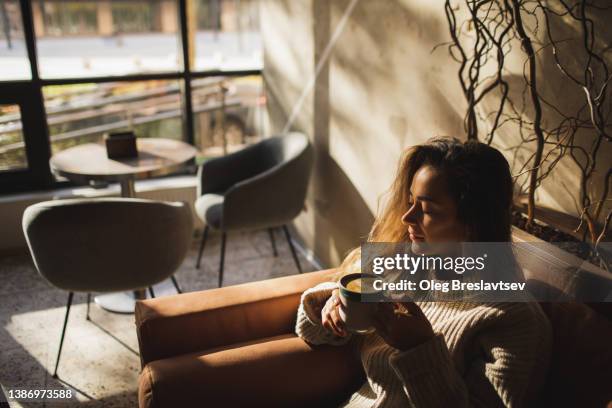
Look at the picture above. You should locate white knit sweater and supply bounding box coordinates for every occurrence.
[295,282,552,407]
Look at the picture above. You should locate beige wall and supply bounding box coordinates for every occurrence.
[262,0,466,266]
[261,0,611,267]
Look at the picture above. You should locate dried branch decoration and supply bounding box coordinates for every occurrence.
[442,0,611,248]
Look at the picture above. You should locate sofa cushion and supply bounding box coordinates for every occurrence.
[139,334,364,408]
[538,302,612,407]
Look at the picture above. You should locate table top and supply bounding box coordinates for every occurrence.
[50,138,198,183]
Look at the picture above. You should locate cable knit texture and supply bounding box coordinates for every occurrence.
[295,282,552,408]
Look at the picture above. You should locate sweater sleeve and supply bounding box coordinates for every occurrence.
[294,282,352,346]
[388,302,551,408]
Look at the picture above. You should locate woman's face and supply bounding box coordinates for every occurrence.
[401,165,467,253]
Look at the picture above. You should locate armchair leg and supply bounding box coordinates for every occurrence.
[196,226,209,269]
[86,293,91,321]
[268,228,278,257]
[218,232,226,288]
[170,275,182,293]
[53,292,73,378]
[282,225,303,274]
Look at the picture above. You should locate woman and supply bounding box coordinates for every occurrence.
[295,137,551,407]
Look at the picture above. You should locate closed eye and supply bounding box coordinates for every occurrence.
[408,202,433,215]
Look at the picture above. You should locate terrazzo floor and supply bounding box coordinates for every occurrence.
[0,229,317,407]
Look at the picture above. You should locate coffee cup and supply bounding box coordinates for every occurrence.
[338,273,381,333]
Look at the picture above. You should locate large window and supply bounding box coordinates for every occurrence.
[0,0,30,80]
[34,0,182,78]
[192,75,267,159]
[0,104,27,171]
[191,0,262,71]
[0,0,265,193]
[44,80,184,154]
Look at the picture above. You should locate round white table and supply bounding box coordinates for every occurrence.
[50,137,197,313]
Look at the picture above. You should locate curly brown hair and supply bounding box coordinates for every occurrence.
[338,137,515,275]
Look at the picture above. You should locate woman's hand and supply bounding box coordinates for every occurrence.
[321,289,348,337]
[374,302,434,351]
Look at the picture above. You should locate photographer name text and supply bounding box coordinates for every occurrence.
[373,279,526,292]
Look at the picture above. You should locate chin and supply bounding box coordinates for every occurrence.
[411,241,462,257]
[410,240,432,255]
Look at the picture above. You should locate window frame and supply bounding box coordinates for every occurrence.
[0,0,262,194]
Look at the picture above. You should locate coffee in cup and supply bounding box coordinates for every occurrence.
[338,273,381,333]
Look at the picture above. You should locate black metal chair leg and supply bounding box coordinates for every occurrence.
[218,233,226,288]
[148,286,155,298]
[196,226,209,269]
[170,275,182,294]
[282,225,302,273]
[53,292,74,378]
[268,228,278,257]
[86,293,91,321]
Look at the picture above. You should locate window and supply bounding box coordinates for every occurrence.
[192,75,268,159]
[44,80,184,155]
[0,0,263,194]
[0,104,27,171]
[34,0,181,78]
[0,0,31,80]
[191,0,262,72]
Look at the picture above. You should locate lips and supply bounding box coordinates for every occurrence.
[409,231,424,240]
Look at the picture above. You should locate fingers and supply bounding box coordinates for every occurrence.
[330,304,347,336]
[374,302,434,350]
[321,292,347,337]
[397,301,426,318]
[322,314,342,336]
[374,302,416,334]
[377,302,396,319]
[378,301,424,320]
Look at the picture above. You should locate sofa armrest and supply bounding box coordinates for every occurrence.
[135,269,337,366]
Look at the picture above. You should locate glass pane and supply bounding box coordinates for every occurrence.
[43,80,184,155]
[0,1,31,80]
[34,1,181,79]
[192,75,268,160]
[191,0,262,72]
[0,104,28,171]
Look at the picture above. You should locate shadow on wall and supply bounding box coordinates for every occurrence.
[328,0,466,147]
[312,154,375,266]
[310,0,374,266]
[261,0,316,138]
[264,0,467,266]
[309,0,464,265]
[477,5,612,219]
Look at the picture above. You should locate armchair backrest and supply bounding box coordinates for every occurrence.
[23,198,193,292]
[222,132,314,231]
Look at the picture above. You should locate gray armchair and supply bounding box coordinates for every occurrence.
[194,132,314,287]
[22,198,193,378]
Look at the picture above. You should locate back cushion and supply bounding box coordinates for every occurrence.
[538,302,612,407]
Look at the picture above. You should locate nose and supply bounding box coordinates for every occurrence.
[401,203,418,225]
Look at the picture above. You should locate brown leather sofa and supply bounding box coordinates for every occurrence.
[136,267,612,408]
